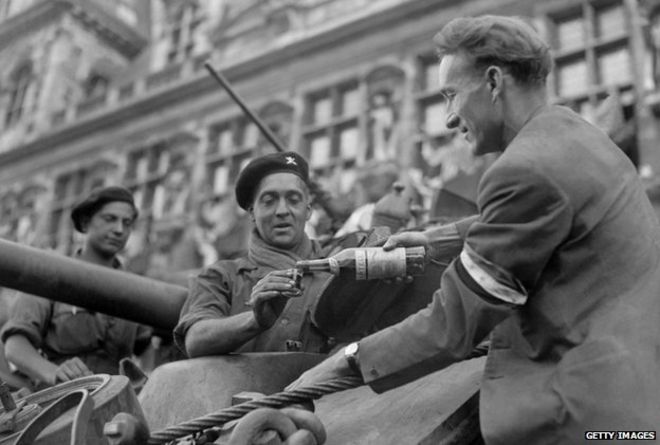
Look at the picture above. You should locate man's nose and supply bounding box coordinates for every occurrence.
[112,220,126,234]
[446,113,460,129]
[275,198,290,214]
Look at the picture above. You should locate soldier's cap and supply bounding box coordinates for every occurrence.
[71,186,138,233]
[235,151,309,210]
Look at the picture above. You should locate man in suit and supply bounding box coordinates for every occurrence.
[289,15,660,444]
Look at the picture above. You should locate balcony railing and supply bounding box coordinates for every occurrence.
[118,83,135,102]
[76,93,108,117]
[51,109,67,127]
[145,63,182,91]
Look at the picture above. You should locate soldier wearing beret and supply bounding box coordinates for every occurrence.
[174,151,329,356]
[1,186,152,388]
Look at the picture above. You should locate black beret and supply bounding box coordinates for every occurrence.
[71,186,138,233]
[235,151,309,210]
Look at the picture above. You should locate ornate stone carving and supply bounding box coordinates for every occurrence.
[365,65,405,162]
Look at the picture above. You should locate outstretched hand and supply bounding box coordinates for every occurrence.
[249,269,302,329]
[382,231,430,251]
[381,231,430,284]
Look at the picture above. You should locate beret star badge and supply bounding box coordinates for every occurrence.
[285,156,297,165]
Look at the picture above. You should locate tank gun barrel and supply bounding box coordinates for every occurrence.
[0,238,187,330]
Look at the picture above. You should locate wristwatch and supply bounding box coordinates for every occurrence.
[344,342,361,374]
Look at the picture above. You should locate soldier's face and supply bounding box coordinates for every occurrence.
[251,173,311,249]
[84,202,136,257]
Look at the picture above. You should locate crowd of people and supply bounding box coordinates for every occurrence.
[0,14,658,444]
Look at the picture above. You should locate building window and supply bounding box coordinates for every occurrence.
[547,0,638,165]
[166,1,201,64]
[555,15,584,51]
[0,186,43,246]
[5,64,31,127]
[206,117,258,197]
[556,57,589,97]
[548,1,632,102]
[125,144,171,219]
[301,81,361,174]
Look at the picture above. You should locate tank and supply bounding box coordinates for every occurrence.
[0,238,483,444]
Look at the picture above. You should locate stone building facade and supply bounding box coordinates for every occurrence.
[1,0,660,281]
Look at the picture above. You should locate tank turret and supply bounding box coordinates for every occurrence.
[0,237,483,444]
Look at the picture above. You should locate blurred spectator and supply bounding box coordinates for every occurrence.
[334,161,399,237]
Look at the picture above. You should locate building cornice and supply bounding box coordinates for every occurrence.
[0,0,472,165]
[69,0,147,58]
[0,0,69,49]
[0,0,146,57]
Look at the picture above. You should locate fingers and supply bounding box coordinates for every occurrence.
[381,236,400,251]
[249,270,302,307]
[253,295,289,329]
[280,408,326,445]
[382,275,414,285]
[283,429,318,445]
[55,357,92,383]
[249,287,302,307]
[382,232,429,251]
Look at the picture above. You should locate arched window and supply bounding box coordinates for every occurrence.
[83,72,110,98]
[5,63,32,127]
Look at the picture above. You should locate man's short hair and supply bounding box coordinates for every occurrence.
[434,15,553,85]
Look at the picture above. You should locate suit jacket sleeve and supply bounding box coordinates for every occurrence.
[358,158,572,393]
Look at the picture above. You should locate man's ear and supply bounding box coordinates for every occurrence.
[305,204,312,222]
[79,217,90,234]
[485,66,503,101]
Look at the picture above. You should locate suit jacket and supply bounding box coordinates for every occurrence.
[357,105,660,444]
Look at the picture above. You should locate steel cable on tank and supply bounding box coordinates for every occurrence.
[148,342,490,444]
[147,375,364,444]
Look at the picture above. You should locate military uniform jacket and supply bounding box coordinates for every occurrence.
[1,257,151,379]
[357,106,660,444]
[174,256,328,354]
